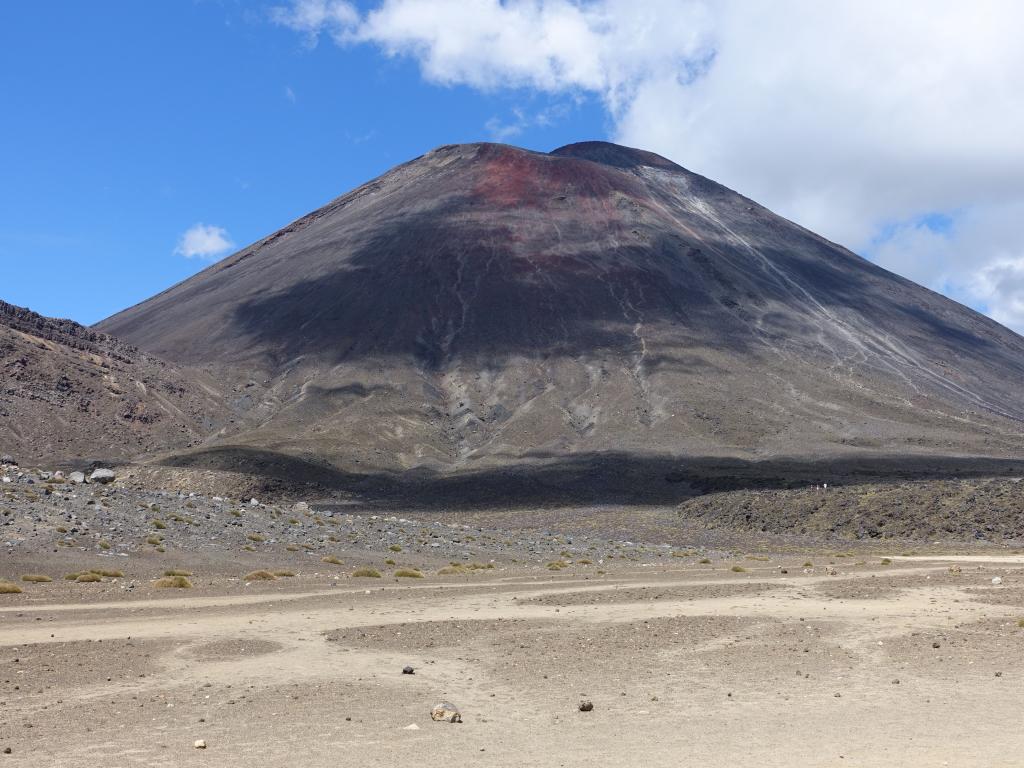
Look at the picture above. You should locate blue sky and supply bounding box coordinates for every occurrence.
[0,1,605,324]
[2,1,1022,331]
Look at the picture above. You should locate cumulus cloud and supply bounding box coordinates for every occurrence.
[174,224,235,260]
[273,0,1024,332]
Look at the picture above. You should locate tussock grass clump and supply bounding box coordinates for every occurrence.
[803,561,814,568]
[547,561,569,571]
[98,540,111,550]
[163,569,192,577]
[244,570,277,581]
[286,544,299,552]
[394,569,423,578]
[880,558,892,565]
[388,544,403,552]
[153,575,193,589]
[151,519,167,530]
[730,565,747,573]
[243,545,256,552]
[577,558,593,565]
[321,555,343,565]
[465,562,495,571]
[352,567,381,578]
[438,565,466,575]
[384,558,396,565]
[699,558,712,564]
[272,570,295,577]
[64,573,81,581]
[21,574,52,583]
[0,581,23,594]
[56,526,68,533]
[246,533,266,543]
[146,535,162,546]
[90,569,123,578]
[1018,618,1024,628]
[75,573,102,583]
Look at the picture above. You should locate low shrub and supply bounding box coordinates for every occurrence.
[244,570,277,581]
[21,574,52,583]
[352,567,381,578]
[153,575,193,589]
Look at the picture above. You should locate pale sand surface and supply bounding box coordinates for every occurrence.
[3,559,1024,767]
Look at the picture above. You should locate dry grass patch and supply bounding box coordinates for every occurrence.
[75,573,102,583]
[465,562,495,571]
[244,570,277,581]
[151,519,167,529]
[352,567,381,578]
[146,535,162,546]
[246,533,266,543]
[163,569,192,577]
[272,570,295,577]
[388,544,403,552]
[547,561,569,570]
[0,581,22,594]
[394,569,423,578]
[321,555,343,565]
[21,574,52,583]
[438,565,466,575]
[730,565,747,573]
[90,568,123,578]
[153,575,193,589]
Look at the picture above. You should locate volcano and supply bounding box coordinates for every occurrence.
[96,141,1024,481]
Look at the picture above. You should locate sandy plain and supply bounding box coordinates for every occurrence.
[3,552,1024,767]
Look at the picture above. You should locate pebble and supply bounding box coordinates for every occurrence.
[430,702,462,723]
[578,700,594,712]
[193,740,207,749]
[402,666,415,675]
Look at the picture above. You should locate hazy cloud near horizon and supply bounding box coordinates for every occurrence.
[273,0,1024,332]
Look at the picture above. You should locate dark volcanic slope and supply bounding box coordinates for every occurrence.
[0,300,230,464]
[97,141,1024,473]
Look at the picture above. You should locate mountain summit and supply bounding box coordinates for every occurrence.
[96,141,1024,474]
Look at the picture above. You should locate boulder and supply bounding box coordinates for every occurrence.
[430,702,462,723]
[69,471,86,484]
[89,468,116,484]
[0,454,14,466]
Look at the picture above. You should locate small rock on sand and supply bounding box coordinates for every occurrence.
[579,700,594,712]
[431,702,462,723]
[193,740,207,749]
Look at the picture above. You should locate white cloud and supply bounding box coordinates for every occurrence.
[271,0,359,44]
[273,0,1024,332]
[174,223,235,260]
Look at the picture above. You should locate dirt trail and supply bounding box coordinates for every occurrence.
[3,563,1024,767]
